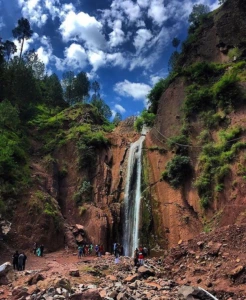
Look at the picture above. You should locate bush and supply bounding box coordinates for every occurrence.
[161,155,192,189]
[183,85,214,117]
[228,48,243,60]
[134,110,155,132]
[73,181,93,205]
[167,134,189,155]
[183,62,225,84]
[213,72,240,108]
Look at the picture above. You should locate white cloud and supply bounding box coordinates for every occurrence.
[0,17,5,30]
[150,75,161,85]
[120,0,141,22]
[59,10,106,50]
[87,49,106,71]
[115,104,126,114]
[18,0,48,27]
[107,53,128,68]
[13,32,39,57]
[64,43,87,69]
[134,28,152,52]
[108,20,125,47]
[114,80,151,103]
[137,0,149,8]
[148,0,167,25]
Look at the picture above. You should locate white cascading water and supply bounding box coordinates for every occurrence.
[123,127,147,257]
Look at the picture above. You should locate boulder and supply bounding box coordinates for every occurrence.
[69,269,80,277]
[0,262,14,285]
[70,289,102,300]
[75,224,84,231]
[207,242,222,256]
[229,265,244,278]
[138,266,155,278]
[27,273,45,285]
[55,278,71,291]
[124,274,138,283]
[75,234,83,243]
[12,286,29,300]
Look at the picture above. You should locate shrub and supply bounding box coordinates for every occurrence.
[161,155,192,189]
[167,134,190,155]
[183,85,214,117]
[134,110,155,132]
[213,72,240,108]
[200,111,226,129]
[147,73,177,114]
[73,181,93,205]
[228,48,243,60]
[183,62,225,84]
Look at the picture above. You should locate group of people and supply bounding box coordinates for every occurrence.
[12,251,27,271]
[134,246,148,267]
[113,243,124,263]
[33,242,44,257]
[77,243,104,258]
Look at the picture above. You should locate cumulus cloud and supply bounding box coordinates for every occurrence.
[148,0,167,25]
[107,53,128,68]
[114,80,151,102]
[150,75,161,85]
[133,28,152,52]
[18,0,48,27]
[108,20,125,47]
[115,104,126,113]
[87,49,106,71]
[59,10,106,50]
[137,0,149,8]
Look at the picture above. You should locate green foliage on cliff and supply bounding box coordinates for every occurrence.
[161,155,192,189]
[195,126,246,208]
[134,110,156,132]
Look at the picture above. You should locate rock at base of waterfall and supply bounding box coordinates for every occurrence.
[27,273,45,285]
[138,266,155,278]
[75,234,83,243]
[69,269,80,277]
[75,224,84,231]
[12,286,29,300]
[0,262,14,285]
[70,289,102,300]
[178,285,216,300]
[124,274,139,283]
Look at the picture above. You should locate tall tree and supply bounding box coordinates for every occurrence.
[172,37,180,51]
[62,71,75,105]
[91,81,100,95]
[112,112,122,126]
[91,97,112,120]
[188,4,210,31]
[3,40,17,62]
[24,50,45,80]
[12,18,33,60]
[43,74,65,107]
[73,71,90,103]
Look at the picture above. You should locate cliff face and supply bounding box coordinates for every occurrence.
[145,0,246,250]
[180,0,246,66]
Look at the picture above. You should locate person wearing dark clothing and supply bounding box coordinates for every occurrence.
[33,242,37,255]
[12,251,19,270]
[40,244,44,257]
[18,253,25,271]
[134,248,139,267]
[22,253,27,270]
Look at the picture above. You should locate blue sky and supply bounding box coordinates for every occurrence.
[0,0,219,118]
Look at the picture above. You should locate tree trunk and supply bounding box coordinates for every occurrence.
[19,38,24,61]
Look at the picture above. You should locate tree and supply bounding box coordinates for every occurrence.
[91,97,112,120]
[62,71,75,104]
[168,51,180,72]
[0,100,20,131]
[3,40,17,62]
[188,4,210,31]
[172,37,180,51]
[113,112,122,126]
[43,74,65,108]
[91,81,100,95]
[73,71,90,103]
[24,50,45,80]
[12,18,33,60]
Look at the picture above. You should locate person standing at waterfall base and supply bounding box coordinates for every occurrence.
[138,251,144,266]
[134,248,139,267]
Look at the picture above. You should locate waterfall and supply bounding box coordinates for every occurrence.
[123,128,147,257]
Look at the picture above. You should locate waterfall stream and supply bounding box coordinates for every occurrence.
[123,129,147,257]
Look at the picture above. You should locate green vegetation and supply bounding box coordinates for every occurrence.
[167,134,189,155]
[74,181,93,205]
[161,155,192,189]
[134,110,156,132]
[228,47,242,60]
[195,126,246,208]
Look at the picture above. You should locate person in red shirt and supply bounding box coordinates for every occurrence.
[138,251,144,266]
